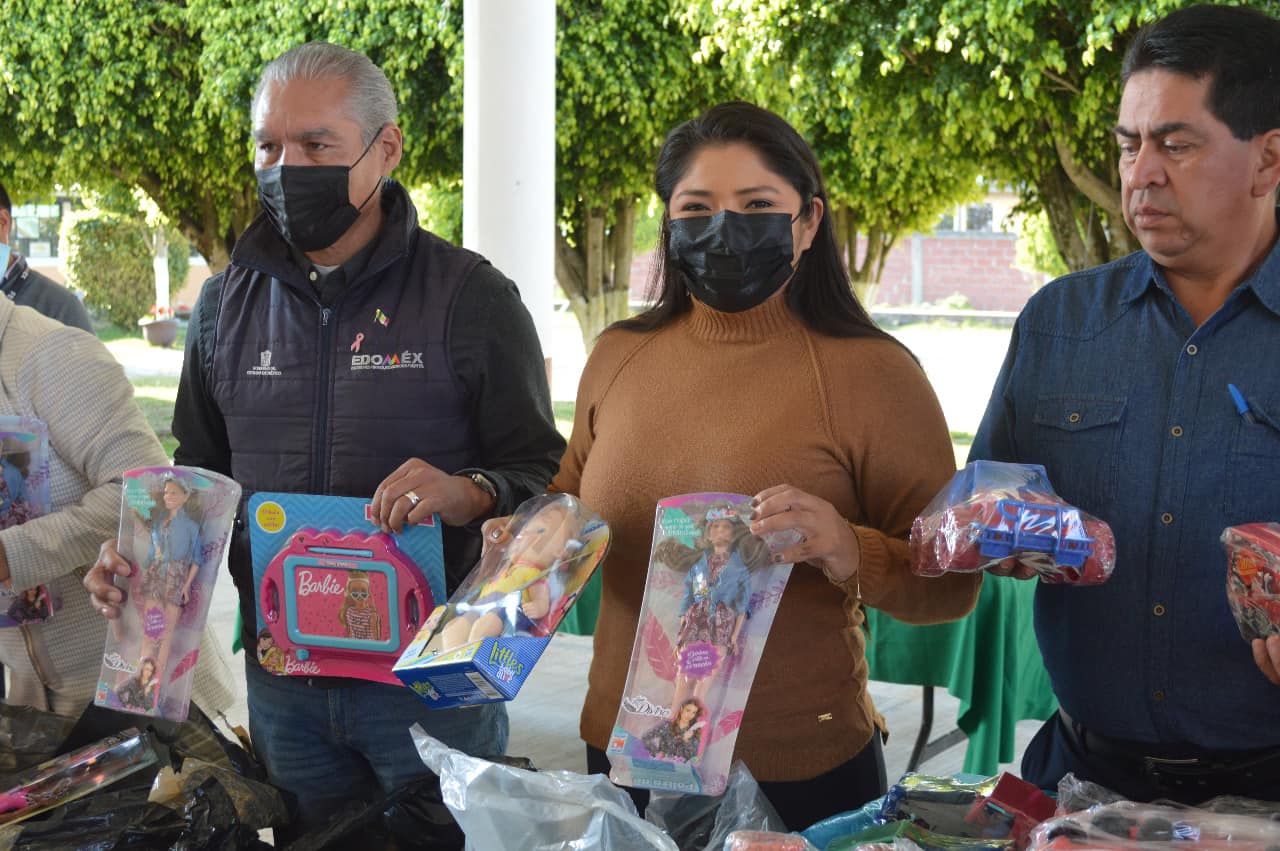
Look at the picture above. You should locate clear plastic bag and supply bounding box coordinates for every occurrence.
[828,821,1013,851]
[608,494,800,795]
[800,796,886,850]
[879,773,1000,837]
[1053,772,1126,815]
[910,462,1115,585]
[412,724,678,850]
[396,493,611,706]
[722,830,818,850]
[96,466,241,721]
[1221,523,1280,640]
[645,761,787,850]
[1028,801,1280,851]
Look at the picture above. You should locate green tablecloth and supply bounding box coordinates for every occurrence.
[559,568,603,635]
[863,575,1057,775]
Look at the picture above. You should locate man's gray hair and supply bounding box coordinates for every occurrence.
[253,42,398,143]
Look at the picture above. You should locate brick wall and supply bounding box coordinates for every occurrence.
[869,232,1044,312]
[628,231,1045,312]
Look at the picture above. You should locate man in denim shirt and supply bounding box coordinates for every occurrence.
[970,5,1280,802]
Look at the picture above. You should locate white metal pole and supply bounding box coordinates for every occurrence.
[463,0,556,357]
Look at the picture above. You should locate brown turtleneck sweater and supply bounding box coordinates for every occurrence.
[550,295,981,782]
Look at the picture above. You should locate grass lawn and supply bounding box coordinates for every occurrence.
[131,375,180,459]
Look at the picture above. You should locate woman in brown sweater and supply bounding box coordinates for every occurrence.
[548,102,981,830]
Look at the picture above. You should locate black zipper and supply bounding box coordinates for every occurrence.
[311,305,334,492]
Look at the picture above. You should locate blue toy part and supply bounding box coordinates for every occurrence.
[976,499,1095,567]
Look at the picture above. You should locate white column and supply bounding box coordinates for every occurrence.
[463,0,556,354]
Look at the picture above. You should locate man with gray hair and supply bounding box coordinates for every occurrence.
[86,41,565,838]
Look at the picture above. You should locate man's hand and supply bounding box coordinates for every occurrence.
[369,458,496,532]
[1253,635,1280,685]
[985,558,1040,580]
[85,539,131,619]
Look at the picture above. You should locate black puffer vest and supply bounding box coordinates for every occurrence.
[208,184,485,646]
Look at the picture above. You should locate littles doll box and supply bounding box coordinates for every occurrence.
[394,494,610,708]
[606,493,799,796]
[249,492,444,685]
[0,417,55,627]
[95,466,240,720]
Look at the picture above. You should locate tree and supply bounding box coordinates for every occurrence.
[60,192,190,328]
[861,0,1210,272]
[684,0,984,301]
[556,0,729,349]
[0,0,463,273]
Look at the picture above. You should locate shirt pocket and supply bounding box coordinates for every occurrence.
[1029,395,1126,517]
[1225,396,1280,522]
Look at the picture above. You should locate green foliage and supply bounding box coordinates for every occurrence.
[557,0,725,236]
[1014,210,1069,280]
[679,1,986,283]
[0,0,462,271]
[555,1,731,346]
[60,211,169,328]
[408,181,463,245]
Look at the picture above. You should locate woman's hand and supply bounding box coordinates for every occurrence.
[751,484,860,582]
[85,539,131,619]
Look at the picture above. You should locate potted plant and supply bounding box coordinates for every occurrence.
[138,304,178,347]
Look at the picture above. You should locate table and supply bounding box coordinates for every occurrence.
[863,575,1058,775]
[560,572,1056,776]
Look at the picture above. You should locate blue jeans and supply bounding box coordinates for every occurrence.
[245,660,508,839]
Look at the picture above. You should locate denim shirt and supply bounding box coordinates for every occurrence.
[146,508,202,566]
[680,550,751,617]
[970,233,1280,751]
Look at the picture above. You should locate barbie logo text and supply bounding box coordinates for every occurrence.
[296,570,344,597]
[284,656,322,675]
[621,694,670,718]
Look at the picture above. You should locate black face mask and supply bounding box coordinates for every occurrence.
[668,210,796,313]
[255,130,383,253]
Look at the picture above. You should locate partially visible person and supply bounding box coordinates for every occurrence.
[969,4,1280,802]
[0,296,234,717]
[85,41,563,840]
[0,184,94,332]
[544,101,981,830]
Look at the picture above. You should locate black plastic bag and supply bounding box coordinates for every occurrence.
[290,772,465,851]
[171,777,273,851]
[59,702,265,783]
[0,704,77,774]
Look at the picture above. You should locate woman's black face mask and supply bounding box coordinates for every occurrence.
[255,128,384,253]
[668,210,796,313]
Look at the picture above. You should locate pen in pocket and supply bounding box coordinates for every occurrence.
[1228,383,1258,424]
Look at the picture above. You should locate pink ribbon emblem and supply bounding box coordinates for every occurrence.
[350,333,365,353]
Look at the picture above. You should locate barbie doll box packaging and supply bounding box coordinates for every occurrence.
[394,494,611,709]
[248,492,445,686]
[95,466,240,720]
[0,416,55,627]
[606,493,800,796]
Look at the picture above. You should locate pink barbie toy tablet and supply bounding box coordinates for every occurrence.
[259,528,433,684]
